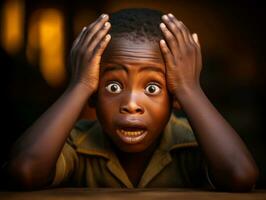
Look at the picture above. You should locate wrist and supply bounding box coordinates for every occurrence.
[174,83,203,100]
[67,81,95,98]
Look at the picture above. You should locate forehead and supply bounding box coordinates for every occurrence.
[101,38,165,71]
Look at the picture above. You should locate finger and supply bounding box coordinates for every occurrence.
[72,26,87,49]
[180,22,193,47]
[70,26,87,73]
[170,15,195,48]
[160,22,180,56]
[71,26,87,61]
[165,13,188,46]
[168,13,191,46]
[74,14,108,53]
[82,14,109,51]
[91,34,111,62]
[166,14,195,57]
[87,21,111,53]
[192,33,202,67]
[159,39,175,67]
[87,14,106,30]
[162,14,185,51]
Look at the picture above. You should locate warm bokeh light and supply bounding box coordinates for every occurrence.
[39,9,66,87]
[1,0,24,54]
[26,9,66,87]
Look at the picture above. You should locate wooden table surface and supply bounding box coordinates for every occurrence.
[1,188,266,200]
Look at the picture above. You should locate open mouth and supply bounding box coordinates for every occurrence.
[116,128,148,144]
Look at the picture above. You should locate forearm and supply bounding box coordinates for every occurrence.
[176,85,259,191]
[7,83,93,188]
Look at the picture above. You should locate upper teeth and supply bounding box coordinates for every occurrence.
[120,129,144,136]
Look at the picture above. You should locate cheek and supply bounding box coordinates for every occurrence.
[147,91,171,113]
[95,89,119,126]
[147,92,172,127]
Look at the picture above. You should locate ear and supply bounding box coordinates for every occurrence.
[79,104,97,120]
[88,92,97,108]
[79,92,97,120]
[172,96,181,110]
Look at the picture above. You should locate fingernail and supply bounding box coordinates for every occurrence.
[105,34,111,40]
[101,14,107,18]
[104,22,110,27]
[160,23,166,29]
[162,15,168,20]
[168,13,174,18]
[193,33,198,43]
[82,26,87,31]
[160,39,166,44]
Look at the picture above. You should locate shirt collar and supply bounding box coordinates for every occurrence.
[73,114,198,188]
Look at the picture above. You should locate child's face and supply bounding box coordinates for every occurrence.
[96,38,171,153]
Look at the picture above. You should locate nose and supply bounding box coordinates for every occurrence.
[120,92,144,114]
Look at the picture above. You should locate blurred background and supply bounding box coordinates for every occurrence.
[0,0,265,188]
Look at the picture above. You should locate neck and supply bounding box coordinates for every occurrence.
[113,134,162,164]
[111,135,162,187]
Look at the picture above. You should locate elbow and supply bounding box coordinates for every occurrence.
[212,162,259,192]
[6,160,42,190]
[227,165,259,192]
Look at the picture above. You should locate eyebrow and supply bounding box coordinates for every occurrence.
[101,65,165,75]
[139,66,165,75]
[101,65,128,75]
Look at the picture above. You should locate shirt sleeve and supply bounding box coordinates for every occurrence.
[50,133,79,187]
[204,164,216,189]
[179,147,216,189]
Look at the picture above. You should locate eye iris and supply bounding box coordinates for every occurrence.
[111,84,118,92]
[148,85,156,93]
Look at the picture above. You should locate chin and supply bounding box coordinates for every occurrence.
[114,142,150,153]
[120,146,147,153]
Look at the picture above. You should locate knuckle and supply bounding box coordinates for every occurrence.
[166,31,174,40]
[97,40,106,50]
[87,47,93,55]
[170,21,178,32]
[168,21,175,29]
[97,42,104,50]
[175,29,182,38]
[164,47,169,53]
[164,46,171,54]
[88,23,94,30]
[92,29,105,41]
[186,45,194,55]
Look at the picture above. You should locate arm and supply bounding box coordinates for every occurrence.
[159,13,259,192]
[5,14,111,189]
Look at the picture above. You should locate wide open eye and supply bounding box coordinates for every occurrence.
[145,84,161,95]
[105,82,122,94]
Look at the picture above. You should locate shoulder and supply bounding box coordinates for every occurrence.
[66,120,99,147]
[66,120,111,157]
[167,114,197,149]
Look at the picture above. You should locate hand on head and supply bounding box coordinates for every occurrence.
[69,14,111,92]
[70,12,202,107]
[159,13,202,97]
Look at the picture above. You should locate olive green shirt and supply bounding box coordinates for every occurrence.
[51,114,213,188]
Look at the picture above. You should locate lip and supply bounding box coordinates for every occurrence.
[116,129,148,144]
[116,118,147,128]
[115,119,148,144]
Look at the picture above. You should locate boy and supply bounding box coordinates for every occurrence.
[5,8,258,191]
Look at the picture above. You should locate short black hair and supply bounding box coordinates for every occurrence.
[109,8,164,43]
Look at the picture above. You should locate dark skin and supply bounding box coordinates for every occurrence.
[97,39,171,186]
[159,13,259,191]
[5,13,258,191]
